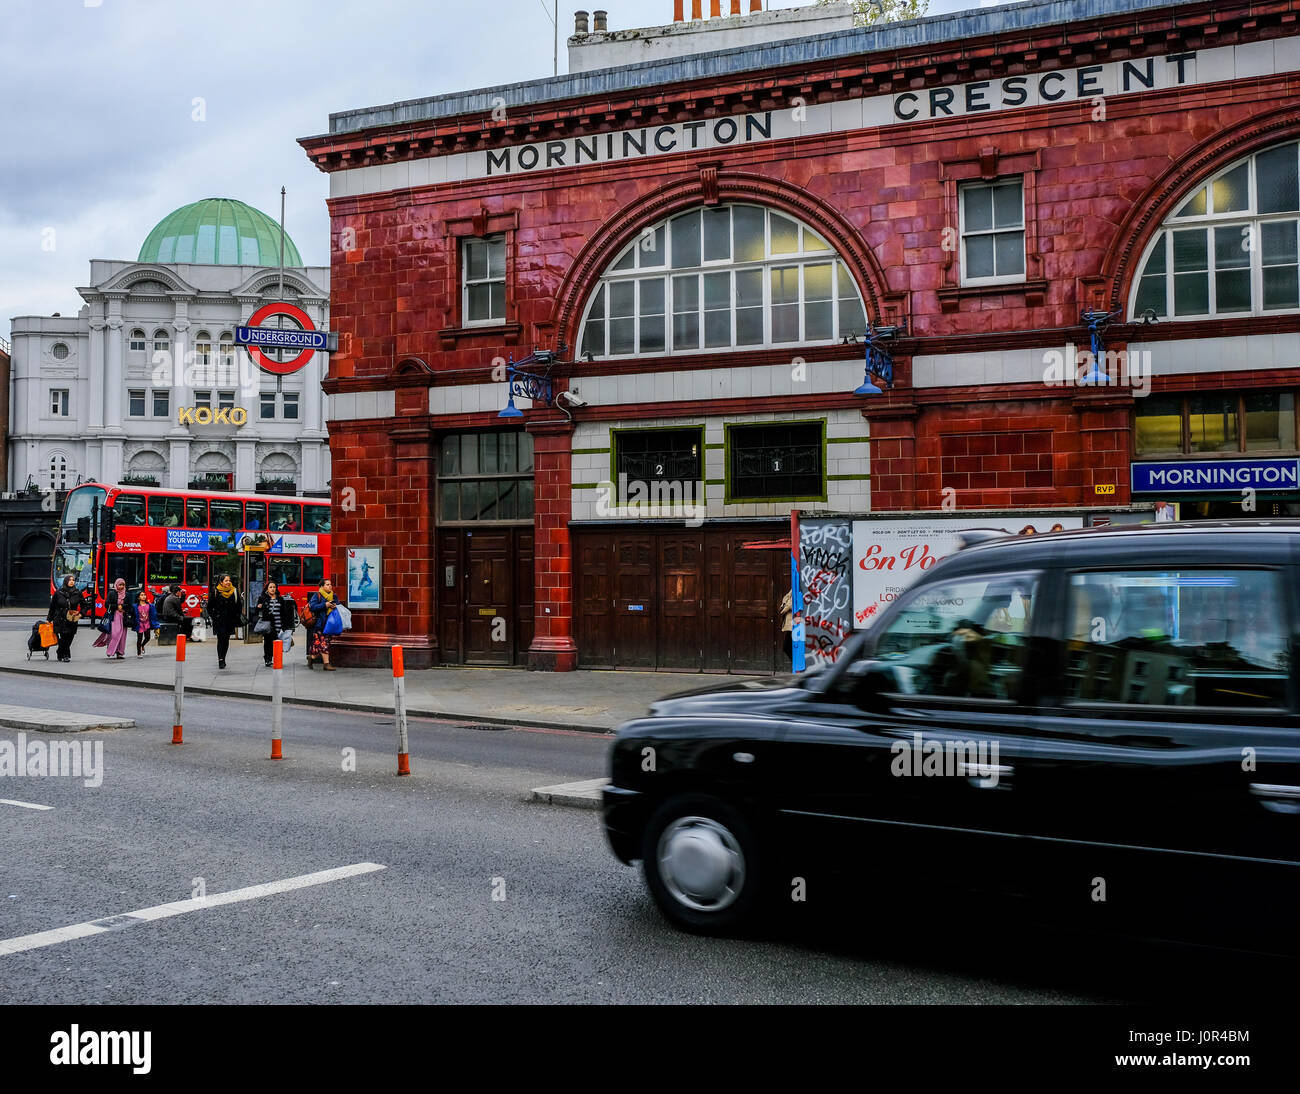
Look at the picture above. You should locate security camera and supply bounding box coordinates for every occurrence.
[558,391,588,407]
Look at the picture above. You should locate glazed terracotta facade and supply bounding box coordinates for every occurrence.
[302,0,1300,669]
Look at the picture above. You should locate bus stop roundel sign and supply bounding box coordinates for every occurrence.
[242,301,317,375]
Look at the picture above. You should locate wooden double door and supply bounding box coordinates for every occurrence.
[437,527,534,665]
[574,526,788,674]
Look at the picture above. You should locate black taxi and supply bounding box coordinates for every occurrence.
[602,522,1300,949]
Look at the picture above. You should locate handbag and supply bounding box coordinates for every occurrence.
[97,618,111,634]
[65,610,80,623]
[335,603,352,632]
[278,629,294,652]
[38,622,57,647]
[253,619,272,635]
[321,606,343,636]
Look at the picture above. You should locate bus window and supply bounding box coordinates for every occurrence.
[302,556,325,587]
[304,505,331,533]
[62,485,107,539]
[244,501,267,530]
[270,502,301,531]
[209,499,243,532]
[269,556,301,588]
[115,494,147,526]
[107,555,145,591]
[185,555,209,586]
[211,555,239,585]
[147,552,185,585]
[148,495,184,528]
[186,498,208,528]
[54,547,93,589]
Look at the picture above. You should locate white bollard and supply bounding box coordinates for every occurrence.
[171,634,186,745]
[393,645,410,775]
[271,639,283,760]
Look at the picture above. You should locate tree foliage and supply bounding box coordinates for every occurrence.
[817,0,930,27]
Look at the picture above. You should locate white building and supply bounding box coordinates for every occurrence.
[8,197,330,496]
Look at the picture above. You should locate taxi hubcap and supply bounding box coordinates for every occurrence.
[657,816,745,912]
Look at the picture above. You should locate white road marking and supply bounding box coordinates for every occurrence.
[0,862,386,957]
[0,799,53,811]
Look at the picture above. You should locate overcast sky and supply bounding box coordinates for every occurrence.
[0,0,981,340]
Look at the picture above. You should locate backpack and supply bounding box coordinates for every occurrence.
[299,601,315,627]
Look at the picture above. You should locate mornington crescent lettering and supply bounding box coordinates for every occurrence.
[1150,465,1300,487]
[891,50,1199,120]
[485,112,775,175]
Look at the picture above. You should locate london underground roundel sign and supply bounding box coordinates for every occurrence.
[239,301,319,375]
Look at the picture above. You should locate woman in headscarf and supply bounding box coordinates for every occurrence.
[207,574,242,670]
[307,579,337,671]
[48,575,81,662]
[103,577,129,659]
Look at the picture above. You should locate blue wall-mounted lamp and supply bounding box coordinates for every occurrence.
[498,348,558,418]
[852,323,903,396]
[1079,307,1123,385]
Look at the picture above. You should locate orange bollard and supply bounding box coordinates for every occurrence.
[171,634,186,744]
[270,639,283,760]
[393,645,410,775]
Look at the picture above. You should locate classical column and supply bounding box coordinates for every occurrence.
[527,417,577,671]
[104,294,125,433]
[235,440,256,493]
[168,440,190,491]
[87,319,105,430]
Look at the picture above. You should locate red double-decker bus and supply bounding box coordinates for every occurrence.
[54,482,332,625]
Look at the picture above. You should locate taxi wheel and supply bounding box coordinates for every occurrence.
[641,794,762,935]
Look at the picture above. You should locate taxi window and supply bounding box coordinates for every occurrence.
[874,573,1039,701]
[1065,570,1288,709]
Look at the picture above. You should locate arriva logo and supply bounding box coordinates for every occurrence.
[115,540,142,550]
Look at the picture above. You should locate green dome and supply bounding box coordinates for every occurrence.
[137,198,303,266]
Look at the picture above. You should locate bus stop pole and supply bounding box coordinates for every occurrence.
[171,634,186,744]
[270,639,283,759]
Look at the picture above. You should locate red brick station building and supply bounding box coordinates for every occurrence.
[300,0,1300,672]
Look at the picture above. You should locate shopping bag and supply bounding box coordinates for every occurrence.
[335,603,353,632]
[38,622,57,648]
[322,607,343,636]
[190,619,207,642]
[278,629,294,652]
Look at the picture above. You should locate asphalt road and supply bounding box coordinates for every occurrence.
[0,672,1287,1004]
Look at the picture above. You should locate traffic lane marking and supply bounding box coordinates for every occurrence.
[0,799,53,811]
[0,862,386,957]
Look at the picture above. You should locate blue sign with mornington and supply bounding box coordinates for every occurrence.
[1132,458,1300,494]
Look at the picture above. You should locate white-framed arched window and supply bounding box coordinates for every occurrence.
[48,454,69,491]
[195,330,211,367]
[129,329,146,352]
[1131,141,1300,321]
[153,329,170,355]
[577,203,869,359]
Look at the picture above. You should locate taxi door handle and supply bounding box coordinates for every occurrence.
[1250,783,1300,815]
[958,762,1014,790]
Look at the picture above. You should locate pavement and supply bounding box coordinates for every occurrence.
[0,620,761,733]
[0,704,135,733]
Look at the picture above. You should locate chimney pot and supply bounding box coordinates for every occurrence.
[730,0,741,12]
[593,8,607,31]
[674,0,684,21]
[691,0,702,20]
[574,9,589,33]
[749,0,761,12]
[710,0,720,16]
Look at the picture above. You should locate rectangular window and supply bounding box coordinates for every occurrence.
[1245,392,1295,451]
[244,501,267,530]
[1189,395,1239,453]
[185,498,208,528]
[1262,220,1300,311]
[728,421,825,501]
[114,494,147,526]
[961,179,1026,284]
[217,391,235,411]
[50,389,70,417]
[270,502,302,531]
[1134,396,1184,456]
[462,236,506,325]
[147,495,184,528]
[208,499,243,532]
[184,555,208,586]
[152,389,170,418]
[302,555,325,587]
[194,390,211,409]
[129,333,146,352]
[282,393,299,420]
[269,556,301,588]
[128,390,146,418]
[260,392,276,420]
[146,552,185,585]
[303,505,330,533]
[874,573,1040,701]
[437,431,534,523]
[1065,570,1288,708]
[615,428,703,493]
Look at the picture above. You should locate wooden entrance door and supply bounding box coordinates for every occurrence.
[438,528,533,666]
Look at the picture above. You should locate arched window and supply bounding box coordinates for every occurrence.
[1131,141,1300,320]
[129,329,146,352]
[48,454,69,491]
[218,331,235,377]
[577,203,868,358]
[195,330,211,367]
[153,329,170,356]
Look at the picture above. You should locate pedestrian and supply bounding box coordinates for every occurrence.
[308,579,337,671]
[134,590,158,657]
[208,574,242,670]
[160,583,192,642]
[255,579,296,667]
[48,575,81,662]
[104,577,129,659]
